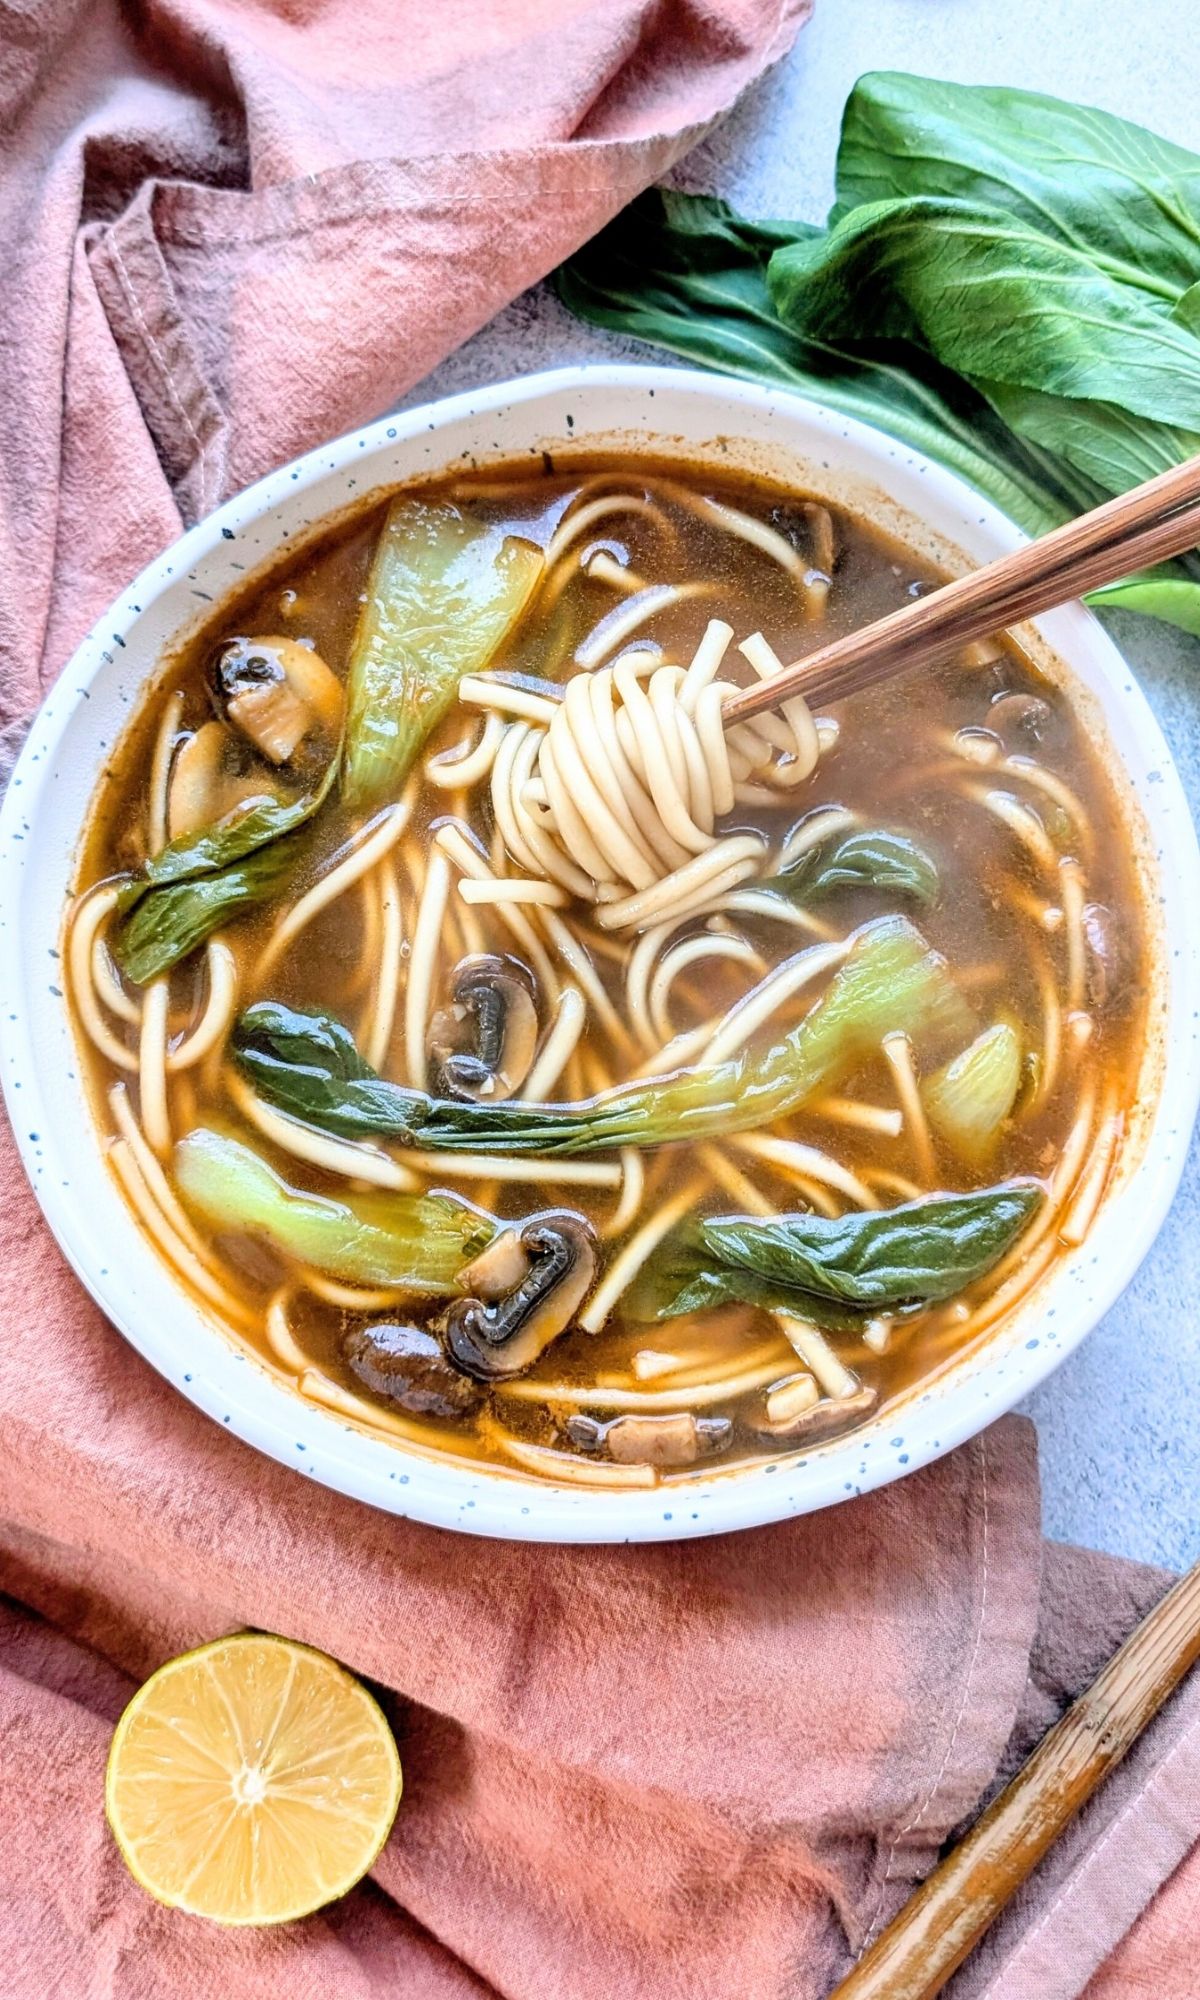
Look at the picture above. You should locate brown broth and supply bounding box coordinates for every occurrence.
[69,459,1150,1485]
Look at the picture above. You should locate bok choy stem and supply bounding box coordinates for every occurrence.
[173,1128,493,1288]
[342,498,543,808]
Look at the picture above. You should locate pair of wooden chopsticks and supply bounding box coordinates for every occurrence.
[727,452,1200,1994]
[723,450,1200,723]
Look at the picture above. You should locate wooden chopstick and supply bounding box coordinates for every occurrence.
[827,1556,1200,2000]
[722,452,1200,724]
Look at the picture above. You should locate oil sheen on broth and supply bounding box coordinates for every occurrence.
[67,461,1148,1488]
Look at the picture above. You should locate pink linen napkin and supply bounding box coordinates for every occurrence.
[2,2,1199,1995]
[1,0,806,709]
[0,1415,1038,1999]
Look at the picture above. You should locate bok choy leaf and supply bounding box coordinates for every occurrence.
[173,1128,493,1288]
[115,841,305,986]
[233,915,975,1155]
[556,73,1200,636]
[556,189,1078,543]
[626,1183,1044,1323]
[112,764,336,985]
[834,73,1200,304]
[767,194,1200,502]
[342,498,543,808]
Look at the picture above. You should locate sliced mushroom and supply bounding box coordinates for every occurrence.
[439,1211,596,1381]
[168,722,232,840]
[277,639,344,731]
[456,1227,533,1301]
[428,954,539,1102]
[749,1382,878,1443]
[566,1411,732,1467]
[209,634,343,764]
[167,720,279,840]
[344,1320,482,1418]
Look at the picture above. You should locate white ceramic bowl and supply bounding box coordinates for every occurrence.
[3,365,1197,1542]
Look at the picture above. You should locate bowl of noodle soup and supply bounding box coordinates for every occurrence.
[1,364,1197,1541]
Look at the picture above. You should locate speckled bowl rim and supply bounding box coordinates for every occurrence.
[2,364,1198,1542]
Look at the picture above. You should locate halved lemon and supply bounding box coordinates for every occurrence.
[105,1632,402,1925]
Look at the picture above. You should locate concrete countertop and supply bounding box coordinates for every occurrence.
[399,0,1200,1570]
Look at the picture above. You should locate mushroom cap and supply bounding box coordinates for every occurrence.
[440,1210,596,1381]
[749,1382,878,1442]
[428,953,540,1103]
[988,689,1056,749]
[208,635,343,765]
[344,1320,481,1418]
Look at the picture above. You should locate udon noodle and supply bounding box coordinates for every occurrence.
[64,461,1149,1486]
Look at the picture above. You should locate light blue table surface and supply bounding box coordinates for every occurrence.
[399,0,1200,1570]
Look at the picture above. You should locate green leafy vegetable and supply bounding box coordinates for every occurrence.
[555,72,1200,635]
[627,1183,1043,1323]
[768,195,1200,499]
[113,766,336,985]
[1084,574,1200,635]
[775,827,939,906]
[119,786,323,907]
[556,189,1079,542]
[173,1127,493,1289]
[623,1229,871,1333]
[922,1022,1023,1163]
[116,841,305,986]
[834,74,1200,302]
[234,915,974,1154]
[343,497,543,808]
